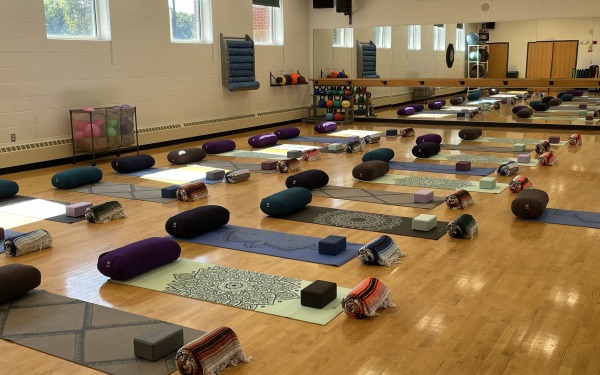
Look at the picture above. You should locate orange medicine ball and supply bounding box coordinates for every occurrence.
[290,73,300,84]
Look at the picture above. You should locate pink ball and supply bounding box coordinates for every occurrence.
[92,119,105,127]
[73,130,85,139]
[72,121,88,131]
[82,107,95,112]
[83,124,102,138]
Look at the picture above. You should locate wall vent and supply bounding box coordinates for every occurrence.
[183,114,256,127]
[0,138,72,154]
[137,124,182,133]
[256,106,309,117]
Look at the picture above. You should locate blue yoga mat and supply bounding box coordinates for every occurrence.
[521,208,600,229]
[1,230,22,254]
[169,224,363,266]
[291,136,341,143]
[388,161,495,176]
[118,168,221,184]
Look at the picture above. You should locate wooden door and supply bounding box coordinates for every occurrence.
[487,43,509,78]
[526,41,553,78]
[551,41,578,78]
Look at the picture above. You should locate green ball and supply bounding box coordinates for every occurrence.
[469,51,481,61]
[333,100,342,108]
[107,127,118,137]
[107,118,119,128]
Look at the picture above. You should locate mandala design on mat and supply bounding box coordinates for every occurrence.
[393,176,473,190]
[551,210,600,223]
[440,154,513,164]
[164,266,302,310]
[224,229,316,251]
[228,151,281,160]
[313,211,404,231]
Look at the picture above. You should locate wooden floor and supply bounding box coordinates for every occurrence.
[2,120,600,375]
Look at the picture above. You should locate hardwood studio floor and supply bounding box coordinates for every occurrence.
[2,120,600,375]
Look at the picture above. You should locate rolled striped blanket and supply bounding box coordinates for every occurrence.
[177,182,208,201]
[85,201,125,223]
[508,175,534,193]
[535,140,551,154]
[4,229,52,257]
[357,235,406,266]
[496,161,519,176]
[301,148,321,161]
[445,189,474,209]
[447,214,478,239]
[364,134,381,144]
[539,151,558,166]
[345,141,363,153]
[399,127,415,137]
[568,133,582,146]
[276,158,301,173]
[342,277,395,319]
[176,326,250,375]
[224,169,250,183]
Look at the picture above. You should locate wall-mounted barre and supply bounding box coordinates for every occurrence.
[310,78,600,88]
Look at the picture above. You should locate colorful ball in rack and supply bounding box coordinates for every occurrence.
[290,73,300,84]
[333,100,342,108]
[325,112,334,120]
[342,100,351,108]
[82,107,94,112]
[318,99,327,108]
[326,100,334,108]
[333,113,344,121]
[83,124,101,138]
[120,118,134,133]
[107,118,119,128]
[107,127,118,137]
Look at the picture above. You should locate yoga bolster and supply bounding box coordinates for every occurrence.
[314,121,337,133]
[274,127,300,140]
[362,148,395,162]
[467,91,482,101]
[396,106,415,115]
[85,201,126,223]
[541,96,554,104]
[3,229,53,257]
[512,105,527,114]
[458,128,482,140]
[167,147,207,165]
[450,96,464,105]
[97,237,181,281]
[202,140,236,154]
[412,142,440,158]
[0,264,41,304]
[572,89,584,96]
[516,108,533,118]
[511,189,549,219]
[561,93,574,101]
[529,100,541,108]
[548,98,562,106]
[51,166,102,189]
[427,101,444,110]
[277,158,301,173]
[416,134,442,144]
[447,214,478,239]
[342,277,394,319]
[111,154,155,173]
[445,189,474,209]
[285,169,329,190]
[165,205,230,238]
[248,133,278,148]
[0,180,19,199]
[352,160,390,181]
[177,181,208,201]
[411,103,424,112]
[533,102,549,111]
[225,169,250,183]
[260,187,312,217]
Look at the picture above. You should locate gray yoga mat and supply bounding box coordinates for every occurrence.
[71,182,177,203]
[188,160,277,174]
[441,143,532,154]
[0,195,83,223]
[388,161,495,176]
[311,185,445,209]
[520,208,600,229]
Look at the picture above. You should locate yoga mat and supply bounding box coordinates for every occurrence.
[291,136,342,143]
[388,161,495,176]
[311,185,445,209]
[520,208,600,229]
[422,153,539,167]
[328,129,382,138]
[278,206,448,240]
[124,167,223,185]
[470,137,568,146]
[71,182,177,203]
[118,258,350,326]
[0,196,83,223]
[0,290,205,375]
[219,144,319,160]
[187,160,277,174]
[405,113,453,119]
[171,224,362,266]
[367,174,509,194]
[441,143,532,154]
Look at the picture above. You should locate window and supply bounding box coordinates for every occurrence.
[433,24,446,51]
[407,25,421,50]
[169,0,213,43]
[455,24,466,52]
[44,0,111,40]
[333,28,353,48]
[252,2,283,45]
[374,26,392,49]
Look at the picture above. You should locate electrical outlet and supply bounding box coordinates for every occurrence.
[10,134,16,142]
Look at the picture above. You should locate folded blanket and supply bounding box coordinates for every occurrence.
[357,235,406,266]
[345,141,363,153]
[276,158,301,173]
[445,189,474,209]
[508,175,534,193]
[535,140,551,154]
[364,134,380,144]
[496,161,519,176]
[4,229,52,257]
[176,326,251,375]
[224,169,250,183]
[301,148,321,161]
[539,151,558,166]
[447,214,478,239]
[177,182,208,201]
[342,277,395,319]
[400,127,415,137]
[85,201,125,223]
[568,133,582,146]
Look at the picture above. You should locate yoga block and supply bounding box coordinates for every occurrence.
[548,136,560,144]
[65,202,92,217]
[586,115,594,121]
[287,150,303,158]
[413,189,434,203]
[261,160,277,170]
[347,136,360,143]
[386,129,398,136]
[513,143,526,151]
[457,112,466,118]
[579,104,587,109]
[134,326,184,362]
[206,169,225,180]
[301,280,337,309]
[479,177,497,189]
[517,154,531,163]
[161,185,179,198]
[456,161,471,171]
[318,235,346,256]
[412,214,437,232]
[328,143,344,151]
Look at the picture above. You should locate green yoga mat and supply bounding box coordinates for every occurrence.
[367,174,509,194]
[422,153,539,167]
[118,258,350,326]
[470,137,568,146]
[311,185,445,209]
